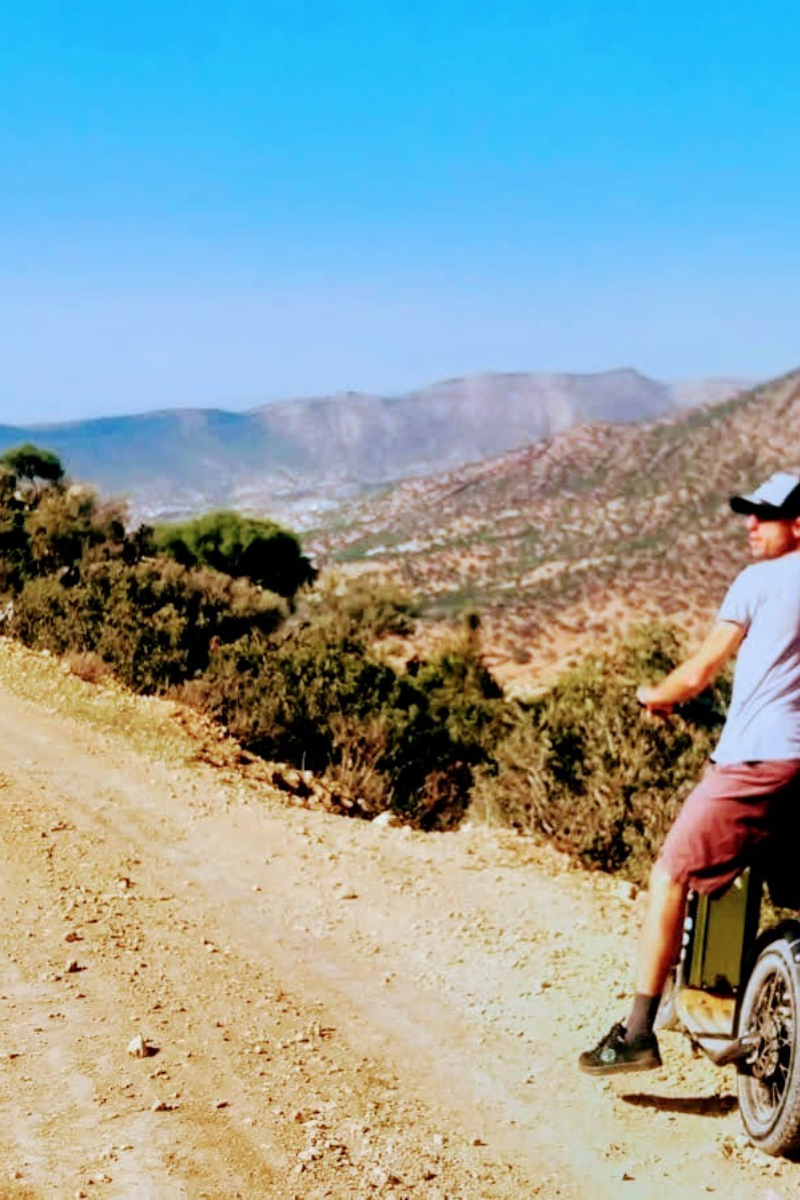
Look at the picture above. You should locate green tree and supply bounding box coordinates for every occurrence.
[154,510,316,598]
[0,443,65,499]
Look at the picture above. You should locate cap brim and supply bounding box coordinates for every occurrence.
[730,496,786,518]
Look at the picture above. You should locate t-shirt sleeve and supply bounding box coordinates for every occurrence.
[717,568,756,629]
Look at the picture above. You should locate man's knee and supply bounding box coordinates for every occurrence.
[647,863,687,911]
[650,859,682,888]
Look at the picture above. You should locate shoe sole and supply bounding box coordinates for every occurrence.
[579,1055,662,1076]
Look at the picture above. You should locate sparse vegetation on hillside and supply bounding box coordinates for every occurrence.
[307,368,800,675]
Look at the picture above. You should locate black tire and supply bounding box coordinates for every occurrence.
[738,934,800,1156]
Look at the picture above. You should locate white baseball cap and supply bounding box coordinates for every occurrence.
[730,472,800,519]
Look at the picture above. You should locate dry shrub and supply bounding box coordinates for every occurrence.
[63,649,114,685]
[323,714,391,817]
[411,761,475,830]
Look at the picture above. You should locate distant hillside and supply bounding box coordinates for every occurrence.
[0,369,749,524]
[307,367,800,687]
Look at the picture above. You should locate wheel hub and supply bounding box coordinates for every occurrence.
[752,1013,782,1080]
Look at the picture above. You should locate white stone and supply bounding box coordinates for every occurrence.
[127,1034,150,1058]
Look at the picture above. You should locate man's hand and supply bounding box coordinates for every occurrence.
[636,684,674,715]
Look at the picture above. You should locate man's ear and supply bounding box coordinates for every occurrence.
[792,516,800,544]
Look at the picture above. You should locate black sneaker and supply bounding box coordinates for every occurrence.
[578,1021,662,1076]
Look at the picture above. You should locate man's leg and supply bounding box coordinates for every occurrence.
[625,864,687,1041]
[579,863,686,1074]
[635,863,687,993]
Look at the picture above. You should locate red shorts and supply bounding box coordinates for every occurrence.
[657,760,800,896]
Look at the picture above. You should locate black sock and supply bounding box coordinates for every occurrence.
[625,993,662,1043]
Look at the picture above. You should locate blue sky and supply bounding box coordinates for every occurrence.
[2,1,799,424]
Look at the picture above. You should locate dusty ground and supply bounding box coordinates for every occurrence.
[0,639,797,1199]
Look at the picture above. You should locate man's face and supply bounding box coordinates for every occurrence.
[745,514,800,560]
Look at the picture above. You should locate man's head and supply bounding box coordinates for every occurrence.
[730,472,800,560]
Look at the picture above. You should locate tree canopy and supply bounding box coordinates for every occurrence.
[0,443,65,491]
[153,510,316,598]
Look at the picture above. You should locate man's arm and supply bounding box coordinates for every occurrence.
[636,620,745,714]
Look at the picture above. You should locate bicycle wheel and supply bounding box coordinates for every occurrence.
[738,933,800,1156]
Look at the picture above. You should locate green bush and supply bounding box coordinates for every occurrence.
[378,633,505,826]
[186,620,397,767]
[11,558,287,692]
[0,501,30,593]
[25,487,127,577]
[185,614,504,828]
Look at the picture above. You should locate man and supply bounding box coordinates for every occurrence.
[579,471,800,1075]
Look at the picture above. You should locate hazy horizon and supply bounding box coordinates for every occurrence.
[0,363,766,430]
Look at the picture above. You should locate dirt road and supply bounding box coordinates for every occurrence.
[0,639,796,1198]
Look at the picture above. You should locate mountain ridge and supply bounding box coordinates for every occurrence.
[0,369,751,523]
[306,366,800,688]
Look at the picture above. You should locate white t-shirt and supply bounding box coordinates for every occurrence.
[713,551,800,764]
